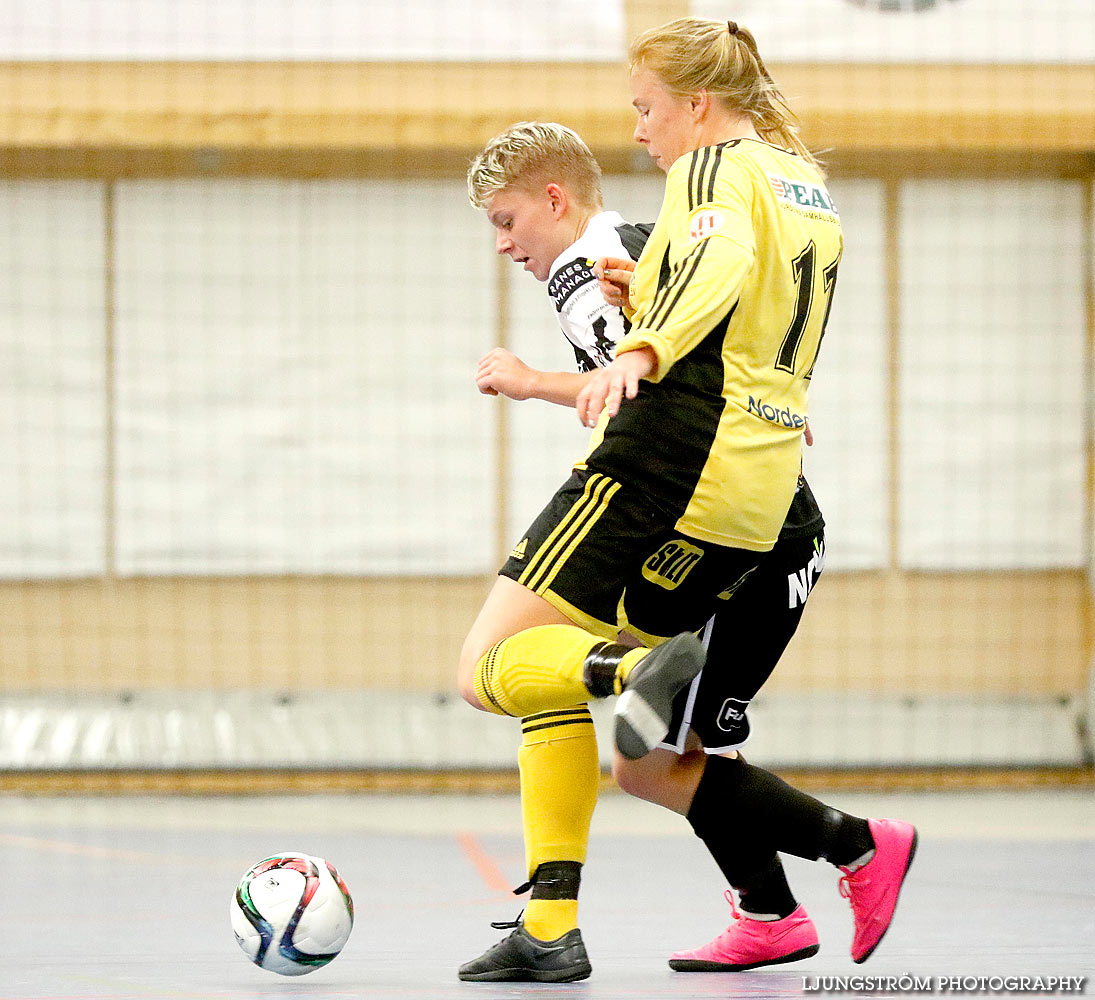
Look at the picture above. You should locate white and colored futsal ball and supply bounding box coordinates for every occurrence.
[231,852,354,976]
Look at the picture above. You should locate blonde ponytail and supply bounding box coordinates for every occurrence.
[629,17,823,174]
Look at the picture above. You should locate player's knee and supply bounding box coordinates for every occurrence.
[457,635,497,711]
[458,677,486,710]
[456,644,484,709]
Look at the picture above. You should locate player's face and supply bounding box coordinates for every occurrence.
[630,66,696,173]
[486,186,566,282]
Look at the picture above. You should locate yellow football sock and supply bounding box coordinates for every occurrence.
[473,624,647,718]
[518,706,598,941]
[523,897,579,943]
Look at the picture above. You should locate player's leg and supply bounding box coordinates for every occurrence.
[455,576,598,982]
[618,529,917,966]
[457,473,703,982]
[670,535,817,956]
[692,529,915,964]
[458,703,600,983]
[517,707,599,941]
[458,472,707,725]
[611,729,820,971]
[457,575,576,708]
[459,576,703,721]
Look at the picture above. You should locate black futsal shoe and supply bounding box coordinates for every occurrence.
[614,631,706,760]
[458,923,592,983]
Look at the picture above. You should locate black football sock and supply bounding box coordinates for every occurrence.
[686,755,875,874]
[735,856,798,920]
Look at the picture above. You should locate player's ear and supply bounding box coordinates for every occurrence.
[689,89,710,120]
[545,182,568,220]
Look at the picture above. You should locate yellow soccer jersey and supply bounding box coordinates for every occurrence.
[582,138,842,551]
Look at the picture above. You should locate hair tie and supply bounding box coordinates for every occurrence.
[727,20,739,36]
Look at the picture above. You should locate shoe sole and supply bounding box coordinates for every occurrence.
[669,943,820,972]
[853,828,918,964]
[458,963,592,983]
[614,633,705,760]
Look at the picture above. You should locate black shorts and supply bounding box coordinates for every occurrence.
[500,468,763,646]
[660,527,825,754]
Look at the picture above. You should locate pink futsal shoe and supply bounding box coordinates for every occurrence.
[668,891,819,972]
[839,817,918,964]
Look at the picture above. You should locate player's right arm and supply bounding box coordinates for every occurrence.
[476,347,594,407]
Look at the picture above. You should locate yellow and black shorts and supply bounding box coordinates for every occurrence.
[500,467,761,647]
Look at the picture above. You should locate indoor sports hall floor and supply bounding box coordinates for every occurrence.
[3,787,1093,999]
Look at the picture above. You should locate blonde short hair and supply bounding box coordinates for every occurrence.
[467,121,603,210]
[630,17,822,173]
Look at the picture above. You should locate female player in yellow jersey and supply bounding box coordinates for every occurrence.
[457,18,917,982]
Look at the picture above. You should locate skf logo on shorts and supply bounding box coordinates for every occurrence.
[642,539,703,590]
[716,698,749,733]
[688,209,724,241]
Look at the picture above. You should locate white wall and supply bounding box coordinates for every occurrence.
[898,179,1087,569]
[0,182,106,578]
[112,179,497,575]
[4,0,1092,62]
[0,175,1087,577]
[694,0,1095,63]
[0,0,625,60]
[801,179,890,570]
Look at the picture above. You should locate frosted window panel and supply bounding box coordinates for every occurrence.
[1,0,624,60]
[114,179,495,575]
[692,0,1095,63]
[801,180,889,570]
[502,173,664,544]
[602,173,669,230]
[898,180,1085,569]
[0,181,106,578]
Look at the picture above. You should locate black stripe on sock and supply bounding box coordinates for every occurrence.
[521,717,596,736]
[522,708,592,724]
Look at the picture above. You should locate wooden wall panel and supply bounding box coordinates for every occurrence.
[0,572,1086,695]
[0,62,1092,179]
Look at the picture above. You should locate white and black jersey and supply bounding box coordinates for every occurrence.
[546,211,652,373]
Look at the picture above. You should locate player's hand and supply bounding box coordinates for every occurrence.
[575,347,656,428]
[593,256,635,311]
[476,348,539,401]
[804,420,814,447]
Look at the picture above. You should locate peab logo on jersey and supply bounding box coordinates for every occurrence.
[769,176,838,217]
[688,209,725,242]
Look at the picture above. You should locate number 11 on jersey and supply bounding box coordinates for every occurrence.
[775,241,840,379]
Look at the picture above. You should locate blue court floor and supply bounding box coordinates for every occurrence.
[2,788,1093,999]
